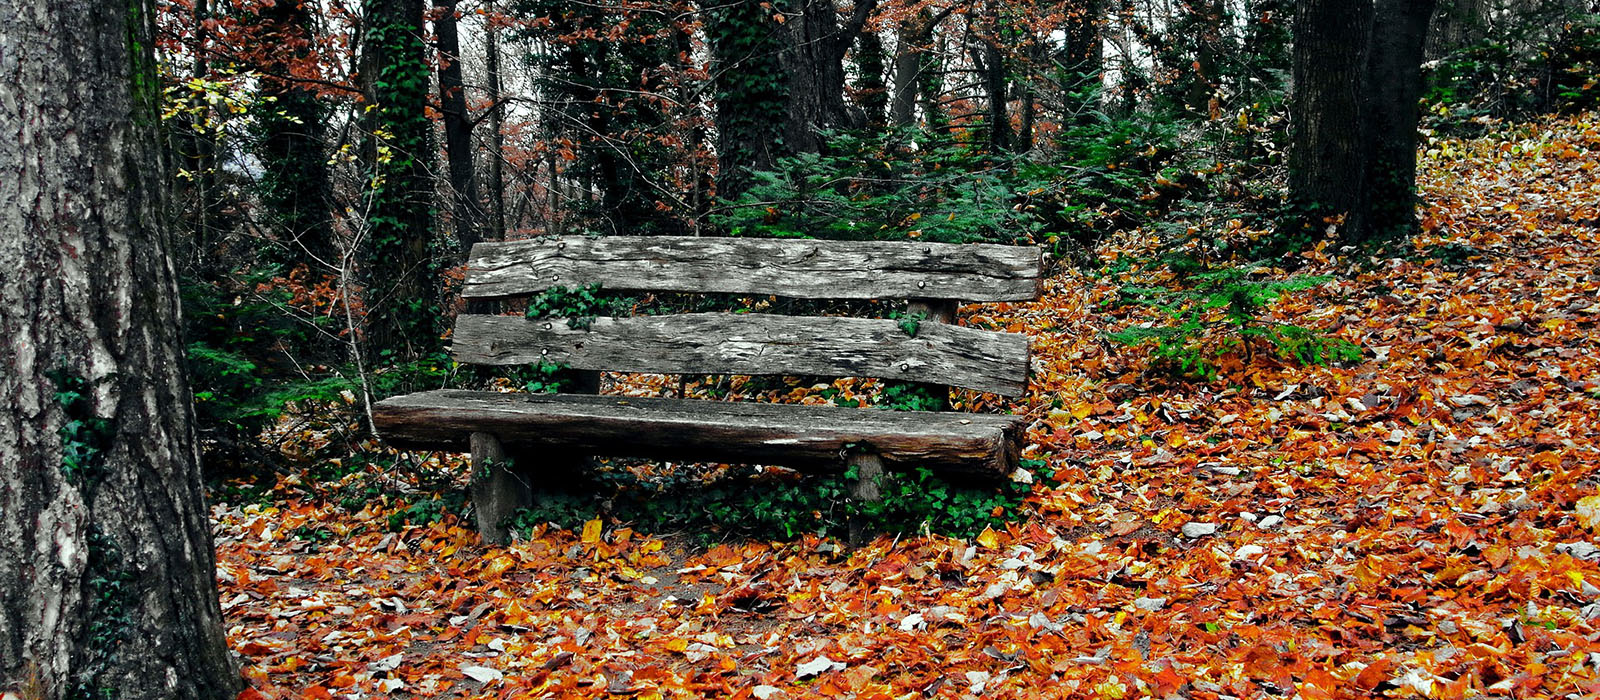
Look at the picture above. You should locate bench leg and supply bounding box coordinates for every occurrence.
[847,452,885,547]
[470,432,531,545]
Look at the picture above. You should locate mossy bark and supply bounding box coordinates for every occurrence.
[0,0,240,696]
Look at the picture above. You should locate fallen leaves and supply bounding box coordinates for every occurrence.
[217,113,1600,699]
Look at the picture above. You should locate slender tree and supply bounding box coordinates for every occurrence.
[484,0,509,241]
[0,0,239,697]
[436,0,485,256]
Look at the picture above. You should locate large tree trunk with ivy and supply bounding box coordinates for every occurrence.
[706,0,789,198]
[855,28,889,129]
[0,0,239,697]
[360,0,439,360]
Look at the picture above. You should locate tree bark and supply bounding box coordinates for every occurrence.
[889,15,927,128]
[1362,0,1438,242]
[1059,0,1102,125]
[1287,0,1434,249]
[436,0,485,258]
[779,0,878,153]
[484,0,508,241]
[1287,0,1375,239]
[254,0,337,269]
[706,0,788,198]
[360,0,439,359]
[855,27,889,129]
[1426,0,1487,59]
[0,0,239,697]
[973,20,1011,153]
[180,0,218,258]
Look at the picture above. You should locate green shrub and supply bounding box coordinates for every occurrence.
[711,129,1067,246]
[1106,261,1360,380]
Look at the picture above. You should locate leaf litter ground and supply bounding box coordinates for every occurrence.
[219,114,1600,699]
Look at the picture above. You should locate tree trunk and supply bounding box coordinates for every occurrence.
[436,0,485,258]
[1426,0,1487,59]
[973,23,1011,153]
[361,0,439,359]
[0,0,239,697]
[778,0,876,153]
[855,27,889,129]
[889,15,927,128]
[1287,0,1434,249]
[254,0,336,269]
[1287,0,1375,240]
[918,26,948,131]
[484,0,508,241]
[706,0,788,198]
[1060,0,1102,124]
[1183,0,1227,113]
[1362,0,1437,242]
[181,0,218,258]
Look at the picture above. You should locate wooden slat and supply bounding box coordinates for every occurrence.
[462,236,1043,301]
[374,390,1023,477]
[452,313,1031,396]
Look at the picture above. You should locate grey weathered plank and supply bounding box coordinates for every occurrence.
[452,313,1031,396]
[462,236,1043,301]
[374,390,1023,477]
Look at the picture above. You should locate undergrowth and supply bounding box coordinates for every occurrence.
[504,457,1052,543]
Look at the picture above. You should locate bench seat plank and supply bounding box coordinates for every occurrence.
[453,313,1030,396]
[374,390,1024,477]
[463,236,1043,301]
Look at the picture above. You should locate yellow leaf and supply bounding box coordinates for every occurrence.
[976,527,999,549]
[581,518,603,545]
[1576,495,1600,531]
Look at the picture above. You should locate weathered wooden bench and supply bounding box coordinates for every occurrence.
[373,236,1042,543]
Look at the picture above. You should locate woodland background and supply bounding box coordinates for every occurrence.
[72,0,1600,695]
[164,0,1597,479]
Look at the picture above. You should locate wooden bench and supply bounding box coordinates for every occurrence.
[373,236,1043,543]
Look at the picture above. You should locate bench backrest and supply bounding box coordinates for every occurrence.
[453,236,1043,397]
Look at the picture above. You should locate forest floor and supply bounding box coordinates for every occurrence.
[220,113,1600,699]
